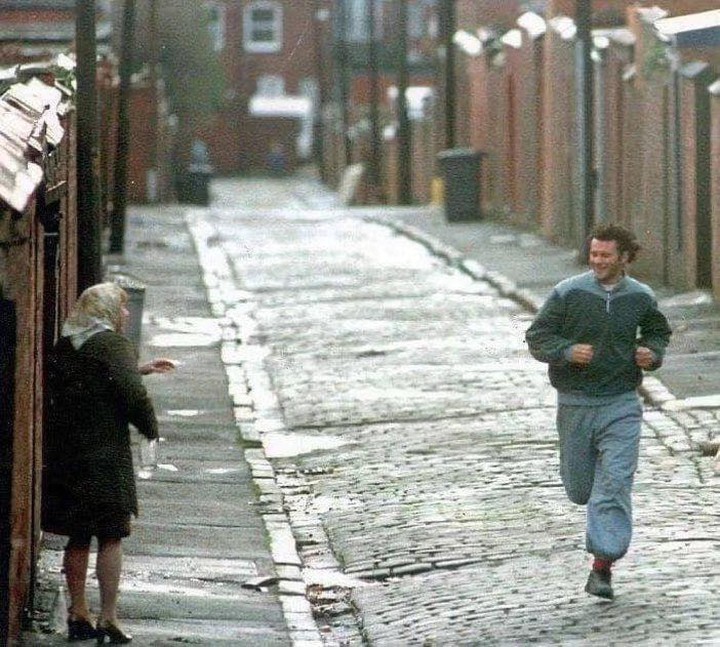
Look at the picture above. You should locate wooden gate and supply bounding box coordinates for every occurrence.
[0,298,16,645]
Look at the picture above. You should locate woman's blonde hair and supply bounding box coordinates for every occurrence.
[68,282,127,332]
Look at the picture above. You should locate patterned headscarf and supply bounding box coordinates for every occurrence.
[61,282,127,349]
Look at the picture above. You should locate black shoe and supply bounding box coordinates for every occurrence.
[67,616,99,641]
[95,621,132,644]
[585,569,614,600]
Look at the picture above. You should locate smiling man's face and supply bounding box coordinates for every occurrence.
[589,238,628,285]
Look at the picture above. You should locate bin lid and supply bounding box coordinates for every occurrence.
[106,272,146,291]
[437,148,484,160]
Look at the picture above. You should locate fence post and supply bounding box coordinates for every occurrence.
[710,80,720,301]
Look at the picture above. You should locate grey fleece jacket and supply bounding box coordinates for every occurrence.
[525,271,672,401]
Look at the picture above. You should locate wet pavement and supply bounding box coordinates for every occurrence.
[23,173,720,646]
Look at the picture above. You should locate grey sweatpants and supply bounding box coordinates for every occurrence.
[557,395,642,562]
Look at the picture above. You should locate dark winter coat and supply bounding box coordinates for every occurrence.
[42,331,158,537]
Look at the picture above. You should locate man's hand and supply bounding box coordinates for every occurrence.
[569,344,594,365]
[635,346,655,370]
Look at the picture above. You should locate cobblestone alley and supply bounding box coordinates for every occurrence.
[172,177,720,646]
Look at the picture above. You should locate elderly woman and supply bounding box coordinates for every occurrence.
[42,283,173,644]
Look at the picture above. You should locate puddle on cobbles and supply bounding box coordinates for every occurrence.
[149,333,219,347]
[303,568,369,589]
[120,581,217,596]
[263,432,351,458]
[137,464,179,480]
[147,316,223,347]
[205,467,242,475]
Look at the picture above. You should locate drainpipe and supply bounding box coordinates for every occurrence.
[575,0,594,248]
[397,0,412,204]
[592,38,607,224]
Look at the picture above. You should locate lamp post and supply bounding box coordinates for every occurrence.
[338,0,352,166]
[397,0,412,205]
[109,0,135,255]
[76,0,102,290]
[367,0,382,198]
[314,0,328,179]
[441,0,456,149]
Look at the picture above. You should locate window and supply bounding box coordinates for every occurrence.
[408,2,425,39]
[244,1,283,53]
[256,75,285,97]
[206,2,226,52]
[340,0,384,43]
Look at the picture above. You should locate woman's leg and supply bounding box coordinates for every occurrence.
[64,537,92,619]
[96,537,123,625]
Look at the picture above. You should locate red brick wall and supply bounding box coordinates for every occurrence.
[322,112,345,189]
[619,69,641,236]
[126,80,175,204]
[384,138,399,205]
[454,54,474,149]
[376,113,433,205]
[466,56,492,213]
[539,19,578,245]
[499,27,545,227]
[600,32,634,226]
[463,53,506,216]
[127,84,156,202]
[630,14,718,294]
[679,63,715,290]
[456,0,521,30]
[0,79,78,643]
[5,215,40,645]
[412,119,434,204]
[62,110,79,316]
[632,80,668,283]
[681,72,702,289]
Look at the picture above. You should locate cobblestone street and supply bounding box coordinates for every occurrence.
[192,177,720,645]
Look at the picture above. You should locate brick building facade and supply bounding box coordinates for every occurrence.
[187,0,329,175]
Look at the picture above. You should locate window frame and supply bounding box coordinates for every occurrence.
[206,1,226,53]
[243,1,283,54]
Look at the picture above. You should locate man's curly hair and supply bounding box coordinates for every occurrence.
[591,223,641,263]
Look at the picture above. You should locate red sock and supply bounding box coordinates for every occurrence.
[592,558,612,574]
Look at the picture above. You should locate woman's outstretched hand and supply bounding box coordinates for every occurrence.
[139,358,177,375]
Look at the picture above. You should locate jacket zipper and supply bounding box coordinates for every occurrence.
[605,291,611,314]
